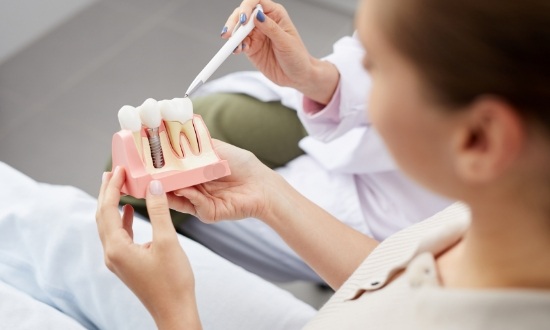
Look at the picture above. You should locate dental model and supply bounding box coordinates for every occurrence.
[111,97,230,198]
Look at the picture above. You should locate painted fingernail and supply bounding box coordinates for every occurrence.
[220,26,228,36]
[256,10,265,22]
[149,180,164,196]
[242,43,246,50]
[239,13,246,24]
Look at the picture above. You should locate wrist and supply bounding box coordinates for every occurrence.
[293,58,339,105]
[259,173,303,229]
[151,292,202,330]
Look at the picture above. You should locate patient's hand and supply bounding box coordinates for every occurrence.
[96,167,202,329]
[167,139,281,223]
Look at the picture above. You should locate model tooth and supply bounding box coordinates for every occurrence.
[118,105,143,159]
[138,98,161,128]
[173,98,199,154]
[118,105,142,132]
[160,99,192,123]
[159,98,199,157]
[172,97,194,121]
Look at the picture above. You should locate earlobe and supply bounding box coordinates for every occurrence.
[452,97,525,184]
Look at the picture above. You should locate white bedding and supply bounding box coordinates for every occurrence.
[0,162,316,329]
[0,280,85,330]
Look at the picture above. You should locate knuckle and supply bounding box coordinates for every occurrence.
[148,201,170,217]
[104,246,123,268]
[104,257,115,272]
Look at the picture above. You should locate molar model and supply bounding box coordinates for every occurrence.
[112,97,230,198]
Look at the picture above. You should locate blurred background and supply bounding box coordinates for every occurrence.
[0,0,354,309]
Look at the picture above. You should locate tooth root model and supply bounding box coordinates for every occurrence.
[139,98,165,169]
[117,105,143,159]
[160,97,199,157]
[111,96,231,198]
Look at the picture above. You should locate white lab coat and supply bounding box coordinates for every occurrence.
[195,33,452,242]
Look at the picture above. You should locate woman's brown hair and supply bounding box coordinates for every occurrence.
[380,0,550,129]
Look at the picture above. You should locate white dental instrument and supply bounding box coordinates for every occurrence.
[184,4,264,97]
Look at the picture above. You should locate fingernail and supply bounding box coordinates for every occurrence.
[113,166,120,176]
[102,172,108,183]
[149,180,164,196]
[256,10,265,22]
[220,26,227,36]
[239,13,246,24]
[242,43,246,50]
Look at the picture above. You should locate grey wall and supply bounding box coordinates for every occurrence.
[0,0,98,64]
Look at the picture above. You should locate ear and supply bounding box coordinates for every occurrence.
[452,97,526,184]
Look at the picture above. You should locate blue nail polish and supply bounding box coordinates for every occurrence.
[239,13,247,24]
[256,10,265,22]
[242,43,246,50]
[220,26,228,36]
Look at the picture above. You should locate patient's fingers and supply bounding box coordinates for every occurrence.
[98,167,126,236]
[103,167,125,208]
[97,171,112,210]
[145,180,179,244]
[122,204,134,240]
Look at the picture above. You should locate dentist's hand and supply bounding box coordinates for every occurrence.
[96,168,201,330]
[223,0,339,104]
[168,139,282,224]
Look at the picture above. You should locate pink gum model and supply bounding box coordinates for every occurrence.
[111,114,230,198]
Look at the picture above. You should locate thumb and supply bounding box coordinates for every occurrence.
[146,180,178,243]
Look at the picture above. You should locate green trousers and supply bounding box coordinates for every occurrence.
[109,93,307,226]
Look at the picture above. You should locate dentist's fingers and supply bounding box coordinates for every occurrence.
[251,5,289,46]
[233,42,246,54]
[145,180,179,244]
[222,1,280,38]
[236,0,257,25]
[167,190,198,216]
[240,36,251,52]
[221,7,242,38]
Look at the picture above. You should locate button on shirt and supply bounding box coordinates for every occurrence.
[304,203,550,329]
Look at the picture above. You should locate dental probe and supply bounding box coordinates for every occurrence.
[184,4,264,97]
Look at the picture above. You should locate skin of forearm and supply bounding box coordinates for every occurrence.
[261,173,379,290]
[150,293,202,330]
[292,58,340,105]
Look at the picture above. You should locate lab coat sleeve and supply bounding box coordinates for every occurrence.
[297,32,371,142]
[297,33,398,174]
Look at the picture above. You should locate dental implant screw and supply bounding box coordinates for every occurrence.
[146,127,165,168]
